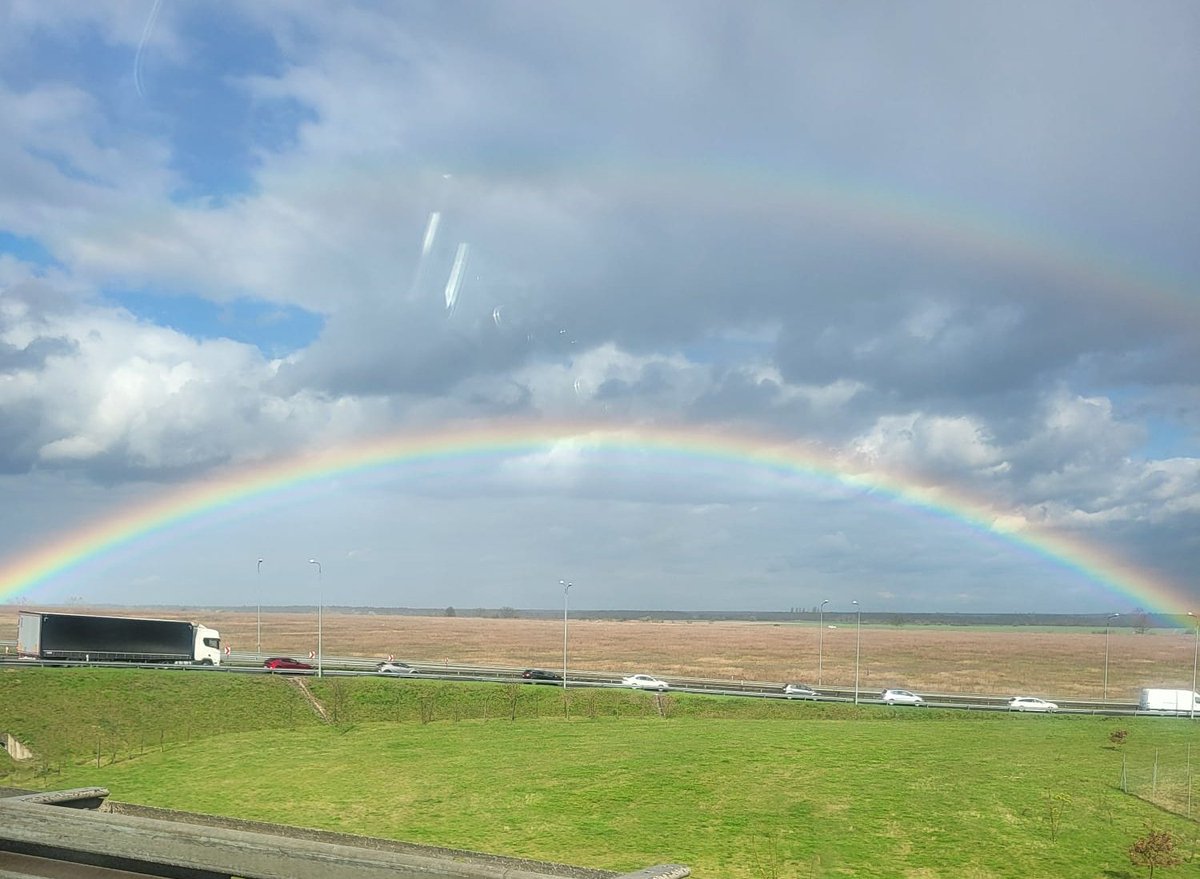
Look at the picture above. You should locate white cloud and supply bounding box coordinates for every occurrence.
[0,291,394,472]
[851,412,1005,473]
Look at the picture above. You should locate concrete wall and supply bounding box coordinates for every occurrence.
[1,732,35,761]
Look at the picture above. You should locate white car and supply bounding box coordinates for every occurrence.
[1008,696,1058,712]
[882,689,924,706]
[783,683,818,699]
[622,674,670,691]
[376,660,415,675]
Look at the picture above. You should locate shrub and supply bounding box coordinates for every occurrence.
[1129,827,1182,877]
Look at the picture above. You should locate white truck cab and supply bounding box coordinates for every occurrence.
[194,626,222,665]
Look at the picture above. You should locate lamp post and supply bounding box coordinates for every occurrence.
[256,558,263,657]
[1103,613,1119,702]
[817,599,829,687]
[308,559,322,678]
[852,600,861,705]
[560,580,572,690]
[1190,613,1199,720]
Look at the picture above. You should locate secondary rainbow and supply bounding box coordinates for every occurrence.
[0,421,1191,615]
[275,158,1200,326]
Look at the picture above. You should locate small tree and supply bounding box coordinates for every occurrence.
[504,684,521,720]
[1044,792,1071,841]
[444,606,456,617]
[418,690,437,724]
[1129,827,1182,877]
[327,678,350,724]
[1108,729,1129,748]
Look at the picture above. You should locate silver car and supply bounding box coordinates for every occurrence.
[783,683,818,699]
[1008,696,1058,712]
[622,674,670,691]
[882,689,924,706]
[376,660,415,675]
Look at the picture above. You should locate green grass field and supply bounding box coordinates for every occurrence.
[3,668,1200,877]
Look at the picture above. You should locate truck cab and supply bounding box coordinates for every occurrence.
[194,626,222,665]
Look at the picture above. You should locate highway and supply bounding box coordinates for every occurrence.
[1,640,1181,716]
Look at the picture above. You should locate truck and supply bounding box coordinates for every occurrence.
[16,612,222,666]
[1139,688,1200,715]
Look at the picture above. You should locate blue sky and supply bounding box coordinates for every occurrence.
[0,232,56,268]
[0,2,1196,613]
[105,291,322,357]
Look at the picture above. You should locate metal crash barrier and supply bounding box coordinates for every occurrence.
[0,789,689,879]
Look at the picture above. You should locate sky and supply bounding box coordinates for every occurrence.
[0,1,1197,614]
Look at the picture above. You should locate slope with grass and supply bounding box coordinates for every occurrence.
[3,668,1200,877]
[0,667,322,776]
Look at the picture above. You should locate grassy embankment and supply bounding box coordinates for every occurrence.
[3,667,1200,878]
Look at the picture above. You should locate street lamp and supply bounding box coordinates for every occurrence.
[308,559,322,678]
[852,600,861,706]
[1190,613,1199,720]
[256,558,264,657]
[1103,613,1119,702]
[817,599,829,686]
[560,580,572,690]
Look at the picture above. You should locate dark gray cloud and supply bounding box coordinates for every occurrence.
[0,335,76,373]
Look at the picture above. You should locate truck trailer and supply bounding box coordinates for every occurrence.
[16,612,221,666]
[1139,688,1200,715]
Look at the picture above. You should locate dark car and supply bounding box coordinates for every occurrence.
[522,668,562,683]
[264,656,314,672]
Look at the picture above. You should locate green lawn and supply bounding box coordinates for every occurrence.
[3,669,1199,877]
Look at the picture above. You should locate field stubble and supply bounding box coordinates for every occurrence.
[3,608,1193,699]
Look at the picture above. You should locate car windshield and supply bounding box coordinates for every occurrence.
[6,7,1191,635]
[2,6,1195,876]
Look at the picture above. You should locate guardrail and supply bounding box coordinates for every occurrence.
[223,656,1156,714]
[1,653,1182,716]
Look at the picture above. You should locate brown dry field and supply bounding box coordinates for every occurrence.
[4,606,1198,701]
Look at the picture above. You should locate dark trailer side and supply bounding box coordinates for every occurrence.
[17,612,200,664]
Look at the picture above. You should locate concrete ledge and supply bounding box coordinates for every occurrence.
[104,801,613,878]
[614,867,690,879]
[7,788,109,809]
[0,796,688,879]
[0,849,163,878]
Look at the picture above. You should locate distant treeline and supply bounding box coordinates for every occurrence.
[130,605,1180,629]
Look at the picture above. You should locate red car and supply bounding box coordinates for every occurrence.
[263,656,314,672]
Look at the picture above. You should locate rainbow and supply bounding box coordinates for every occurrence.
[0,421,1191,614]
[272,160,1200,328]
[416,160,1200,325]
